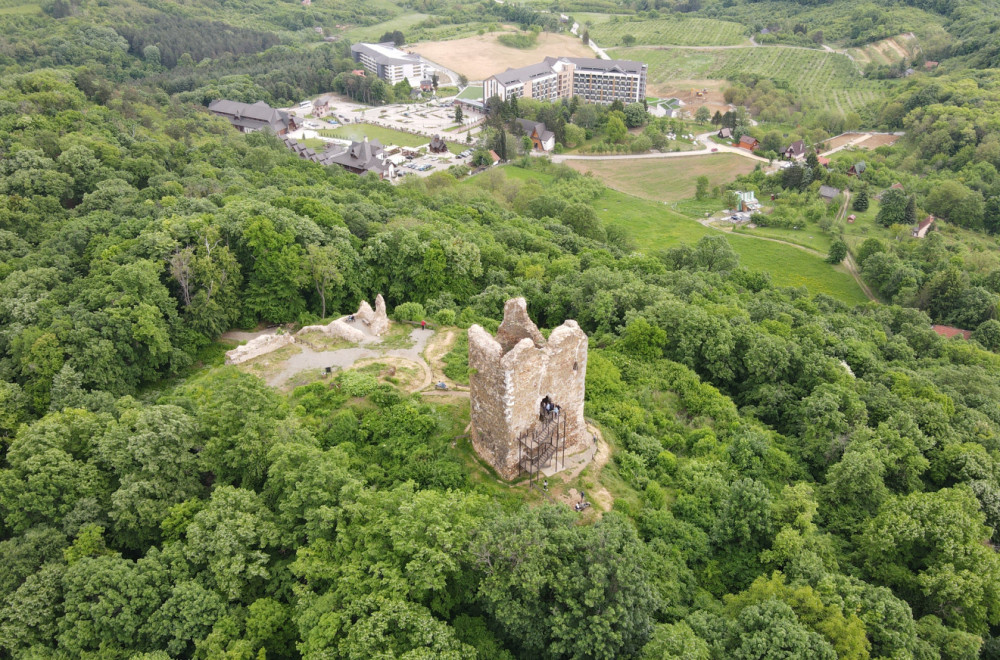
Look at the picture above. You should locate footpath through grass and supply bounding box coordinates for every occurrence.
[593,188,868,304]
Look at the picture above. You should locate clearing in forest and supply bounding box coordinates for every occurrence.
[588,186,869,304]
[410,31,595,81]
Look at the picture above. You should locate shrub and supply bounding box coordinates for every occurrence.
[392,302,426,322]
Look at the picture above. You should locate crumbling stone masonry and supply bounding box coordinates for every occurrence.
[468,298,588,480]
[225,332,295,365]
[355,294,390,336]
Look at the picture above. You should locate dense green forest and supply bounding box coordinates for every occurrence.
[3,0,1000,657]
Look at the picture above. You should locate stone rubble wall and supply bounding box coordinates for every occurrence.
[296,319,366,343]
[225,333,296,365]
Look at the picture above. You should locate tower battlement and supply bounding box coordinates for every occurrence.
[468,298,588,480]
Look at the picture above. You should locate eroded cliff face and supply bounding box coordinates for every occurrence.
[469,298,588,480]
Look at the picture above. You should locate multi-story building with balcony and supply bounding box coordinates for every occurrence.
[350,42,428,87]
[483,56,646,106]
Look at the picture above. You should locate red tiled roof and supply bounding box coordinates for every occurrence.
[932,325,971,340]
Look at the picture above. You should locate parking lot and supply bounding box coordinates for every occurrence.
[283,93,484,140]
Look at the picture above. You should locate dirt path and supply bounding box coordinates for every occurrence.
[263,326,436,389]
[834,190,877,302]
[422,329,461,388]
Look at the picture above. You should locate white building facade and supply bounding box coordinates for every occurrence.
[351,42,427,87]
[484,56,646,105]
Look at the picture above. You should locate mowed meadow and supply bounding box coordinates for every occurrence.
[588,16,750,47]
[504,165,867,304]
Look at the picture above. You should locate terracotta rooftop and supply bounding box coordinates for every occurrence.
[932,325,971,340]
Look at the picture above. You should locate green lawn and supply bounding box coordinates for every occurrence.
[458,86,484,100]
[733,223,834,253]
[0,0,39,13]
[319,124,463,154]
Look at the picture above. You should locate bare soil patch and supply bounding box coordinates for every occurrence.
[650,79,730,116]
[825,132,864,150]
[423,328,464,389]
[353,357,425,391]
[857,133,901,149]
[411,31,595,81]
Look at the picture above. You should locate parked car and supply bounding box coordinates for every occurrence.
[711,147,718,152]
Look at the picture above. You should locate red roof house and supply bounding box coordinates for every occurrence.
[932,325,971,340]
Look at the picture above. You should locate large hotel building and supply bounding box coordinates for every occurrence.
[350,42,428,87]
[483,56,647,105]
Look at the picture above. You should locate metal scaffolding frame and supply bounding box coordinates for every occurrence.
[517,409,567,488]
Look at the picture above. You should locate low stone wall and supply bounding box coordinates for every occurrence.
[296,319,366,343]
[225,333,295,365]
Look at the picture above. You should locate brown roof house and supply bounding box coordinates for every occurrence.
[738,135,759,151]
[208,100,299,135]
[847,161,867,177]
[429,135,448,153]
[819,185,841,202]
[318,137,395,179]
[782,140,806,160]
[515,118,556,152]
[912,215,935,238]
[932,325,971,340]
[313,96,332,118]
[717,127,733,140]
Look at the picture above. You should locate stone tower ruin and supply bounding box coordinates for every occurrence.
[468,298,588,480]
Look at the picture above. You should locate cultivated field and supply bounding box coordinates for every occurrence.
[565,154,756,202]
[411,32,594,80]
[847,33,920,65]
[616,45,885,114]
[590,17,749,47]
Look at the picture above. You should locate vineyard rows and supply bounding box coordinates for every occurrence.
[590,17,748,47]
[617,45,884,110]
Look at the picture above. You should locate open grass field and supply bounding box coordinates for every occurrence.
[615,45,888,114]
[491,165,867,303]
[590,17,749,47]
[341,12,430,43]
[319,124,462,153]
[593,189,867,303]
[565,154,757,202]
[410,32,595,81]
[0,1,39,14]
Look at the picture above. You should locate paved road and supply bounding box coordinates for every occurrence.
[570,22,610,59]
[551,131,771,165]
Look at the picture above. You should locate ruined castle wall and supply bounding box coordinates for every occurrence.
[468,298,589,480]
[225,333,295,365]
[468,325,511,477]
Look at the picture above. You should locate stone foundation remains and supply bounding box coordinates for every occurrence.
[468,298,588,480]
[225,332,295,365]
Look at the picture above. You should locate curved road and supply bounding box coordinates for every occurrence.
[551,131,771,164]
